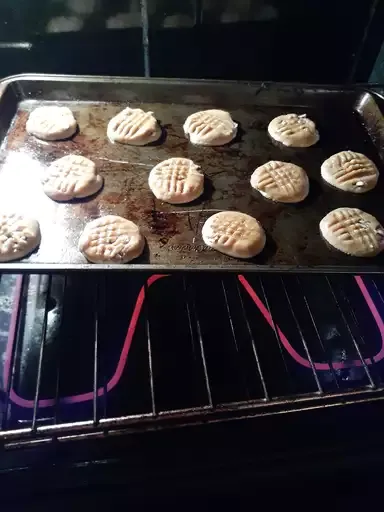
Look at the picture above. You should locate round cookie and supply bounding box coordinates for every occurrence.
[148,157,204,204]
[0,214,40,262]
[79,215,145,264]
[251,160,309,203]
[42,154,103,201]
[26,106,77,141]
[107,107,161,145]
[202,211,266,259]
[268,113,319,147]
[320,207,384,257]
[183,109,237,146]
[321,151,378,193]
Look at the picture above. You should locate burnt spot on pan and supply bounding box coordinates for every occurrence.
[143,209,180,238]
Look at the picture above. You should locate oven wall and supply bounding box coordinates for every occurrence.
[372,43,384,82]
[0,0,382,82]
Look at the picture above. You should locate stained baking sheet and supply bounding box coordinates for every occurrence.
[0,75,383,272]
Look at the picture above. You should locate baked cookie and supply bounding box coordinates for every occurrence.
[251,160,309,203]
[107,107,161,145]
[183,109,237,146]
[321,151,378,193]
[42,154,103,201]
[0,213,40,262]
[79,215,145,264]
[148,157,204,204]
[26,106,77,141]
[320,207,384,257]
[268,113,319,147]
[202,211,266,258]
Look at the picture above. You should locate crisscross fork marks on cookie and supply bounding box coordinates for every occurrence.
[149,157,203,203]
[202,211,266,258]
[156,160,195,195]
[0,221,30,251]
[88,226,133,259]
[116,110,153,138]
[252,161,308,203]
[328,209,378,248]
[257,162,300,194]
[79,216,144,264]
[184,109,237,146]
[108,107,160,145]
[209,217,248,246]
[50,157,94,177]
[43,155,101,200]
[189,112,229,135]
[268,113,318,148]
[276,117,311,136]
[331,152,377,185]
[0,214,40,261]
[47,174,94,195]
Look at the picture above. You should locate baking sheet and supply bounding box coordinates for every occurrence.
[0,75,383,272]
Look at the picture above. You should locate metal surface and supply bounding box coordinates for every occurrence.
[0,75,383,272]
[1,270,384,448]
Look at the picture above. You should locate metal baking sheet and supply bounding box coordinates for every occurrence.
[0,74,383,272]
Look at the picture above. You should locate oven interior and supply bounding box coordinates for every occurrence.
[1,271,384,437]
[0,0,384,501]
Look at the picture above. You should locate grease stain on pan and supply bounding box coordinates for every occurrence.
[143,209,180,238]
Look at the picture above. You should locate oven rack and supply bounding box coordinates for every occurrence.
[0,271,384,449]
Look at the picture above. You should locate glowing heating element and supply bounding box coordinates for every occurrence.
[3,274,383,409]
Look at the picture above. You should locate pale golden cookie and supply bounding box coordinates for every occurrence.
[320,207,384,257]
[26,106,77,141]
[268,113,319,147]
[0,214,40,262]
[321,151,378,193]
[79,215,145,264]
[202,211,266,258]
[251,160,309,203]
[42,154,103,201]
[107,107,161,145]
[183,109,237,146]
[148,157,204,204]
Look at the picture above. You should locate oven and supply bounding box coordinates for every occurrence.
[1,0,384,503]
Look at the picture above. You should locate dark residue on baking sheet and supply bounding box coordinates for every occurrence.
[144,209,180,238]
[0,82,383,269]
